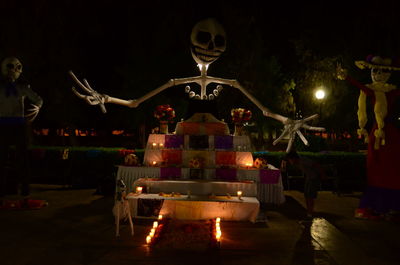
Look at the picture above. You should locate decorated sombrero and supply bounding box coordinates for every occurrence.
[355,55,400,71]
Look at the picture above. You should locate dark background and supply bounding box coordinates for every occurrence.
[1,0,400,147]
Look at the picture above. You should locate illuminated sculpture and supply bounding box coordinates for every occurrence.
[69,18,324,152]
[337,55,400,219]
[0,56,43,199]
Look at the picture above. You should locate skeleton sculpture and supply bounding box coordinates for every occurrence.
[0,57,41,121]
[70,18,324,152]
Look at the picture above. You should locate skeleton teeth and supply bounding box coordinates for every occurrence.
[193,46,222,57]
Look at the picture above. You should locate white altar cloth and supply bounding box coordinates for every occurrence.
[126,193,259,223]
[133,179,257,197]
[116,165,285,204]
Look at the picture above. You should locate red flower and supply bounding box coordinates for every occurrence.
[154,104,176,122]
[231,108,252,123]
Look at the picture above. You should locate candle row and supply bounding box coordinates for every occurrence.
[146,215,163,245]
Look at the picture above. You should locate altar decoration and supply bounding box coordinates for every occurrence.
[231,108,252,136]
[154,105,175,134]
[253,157,268,169]
[189,157,204,168]
[124,153,139,166]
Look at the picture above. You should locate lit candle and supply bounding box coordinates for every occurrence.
[159,143,164,148]
[149,231,154,237]
[146,236,151,244]
[216,217,221,223]
[216,233,221,241]
[152,143,157,148]
[152,161,157,166]
[158,214,163,220]
[245,163,252,169]
[153,221,158,228]
[136,186,143,194]
[237,191,242,199]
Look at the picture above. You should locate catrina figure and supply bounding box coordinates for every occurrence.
[338,55,400,220]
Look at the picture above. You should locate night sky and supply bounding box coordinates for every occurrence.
[1,0,400,130]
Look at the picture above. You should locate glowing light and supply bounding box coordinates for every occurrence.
[237,191,242,198]
[136,186,143,194]
[152,161,157,166]
[216,217,221,223]
[159,143,164,148]
[146,236,151,244]
[153,221,158,228]
[152,143,157,148]
[158,214,163,220]
[315,89,325,100]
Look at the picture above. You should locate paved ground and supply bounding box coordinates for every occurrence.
[1,185,399,265]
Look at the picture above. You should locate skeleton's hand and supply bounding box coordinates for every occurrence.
[273,114,325,152]
[69,71,108,113]
[25,104,40,122]
[336,63,348,80]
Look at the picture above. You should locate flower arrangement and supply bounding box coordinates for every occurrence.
[154,105,175,123]
[253,157,268,169]
[231,108,252,124]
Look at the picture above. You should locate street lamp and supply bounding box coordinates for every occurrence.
[315,88,326,118]
[315,87,326,137]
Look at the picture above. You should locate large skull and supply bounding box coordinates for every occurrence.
[190,18,226,65]
[1,57,23,82]
[371,68,391,84]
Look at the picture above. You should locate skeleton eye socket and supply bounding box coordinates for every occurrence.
[6,63,14,69]
[16,65,22,70]
[196,31,211,44]
[214,35,225,47]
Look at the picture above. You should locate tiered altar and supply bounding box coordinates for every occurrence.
[116,113,285,223]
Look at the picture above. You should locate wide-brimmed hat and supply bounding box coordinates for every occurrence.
[355,55,400,71]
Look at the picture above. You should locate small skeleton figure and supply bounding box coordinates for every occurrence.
[113,178,134,237]
[0,57,43,198]
[70,18,324,152]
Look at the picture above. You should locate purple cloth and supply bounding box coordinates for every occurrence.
[160,167,181,179]
[216,168,237,181]
[214,136,233,149]
[359,186,400,214]
[259,169,280,184]
[164,135,184,148]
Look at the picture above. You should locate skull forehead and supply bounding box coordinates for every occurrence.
[1,57,22,69]
[191,18,226,39]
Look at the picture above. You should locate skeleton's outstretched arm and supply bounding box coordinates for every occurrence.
[209,77,325,152]
[69,70,201,113]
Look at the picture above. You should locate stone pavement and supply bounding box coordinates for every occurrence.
[0,185,399,265]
